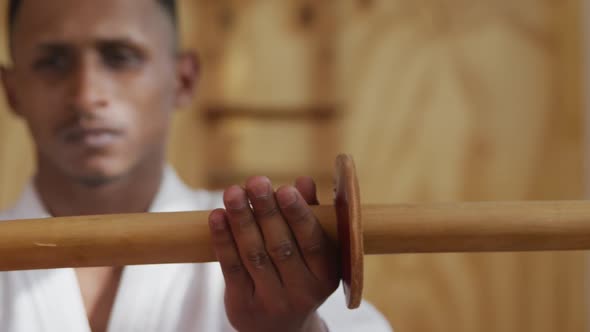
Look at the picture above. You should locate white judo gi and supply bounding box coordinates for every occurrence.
[0,166,392,332]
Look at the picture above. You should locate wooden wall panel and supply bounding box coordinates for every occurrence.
[165,0,209,189]
[205,117,322,181]
[191,0,335,108]
[0,111,34,210]
[0,3,33,210]
[190,0,340,194]
[337,0,587,331]
[339,0,582,203]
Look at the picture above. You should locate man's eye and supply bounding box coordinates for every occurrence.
[33,55,69,72]
[102,47,144,69]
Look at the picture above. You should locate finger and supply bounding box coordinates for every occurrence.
[208,209,253,296]
[294,176,319,205]
[276,186,339,283]
[245,176,313,286]
[223,185,283,296]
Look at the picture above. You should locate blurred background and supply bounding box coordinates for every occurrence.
[0,1,588,331]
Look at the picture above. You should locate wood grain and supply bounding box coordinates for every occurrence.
[191,0,335,108]
[337,0,587,331]
[2,200,590,274]
[0,2,33,210]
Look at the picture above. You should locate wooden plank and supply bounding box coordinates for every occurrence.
[204,116,332,184]
[188,0,340,194]
[204,105,337,120]
[191,0,336,108]
[0,111,34,210]
[337,0,587,331]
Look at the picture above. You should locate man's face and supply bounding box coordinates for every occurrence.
[3,0,195,185]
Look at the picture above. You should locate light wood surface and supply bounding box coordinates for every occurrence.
[3,200,590,272]
[338,0,588,330]
[363,202,590,253]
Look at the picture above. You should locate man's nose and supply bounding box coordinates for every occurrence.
[68,57,109,114]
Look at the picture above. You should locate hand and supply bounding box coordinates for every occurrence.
[208,176,340,332]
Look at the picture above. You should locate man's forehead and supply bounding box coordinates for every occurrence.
[12,0,173,50]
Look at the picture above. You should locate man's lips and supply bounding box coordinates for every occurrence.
[60,127,124,148]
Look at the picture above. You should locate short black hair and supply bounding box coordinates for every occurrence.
[7,0,178,34]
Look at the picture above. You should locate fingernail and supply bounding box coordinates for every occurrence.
[225,186,247,210]
[251,180,271,199]
[278,188,298,208]
[227,198,247,210]
[209,214,226,231]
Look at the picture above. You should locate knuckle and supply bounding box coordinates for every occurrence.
[277,187,299,210]
[246,249,270,269]
[235,215,255,230]
[222,261,245,276]
[268,241,296,262]
[212,231,234,247]
[290,208,314,224]
[226,204,246,214]
[265,299,291,315]
[255,204,280,220]
[301,241,325,257]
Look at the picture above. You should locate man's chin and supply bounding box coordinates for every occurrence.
[66,163,128,188]
[75,174,121,188]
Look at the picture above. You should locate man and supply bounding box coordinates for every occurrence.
[0,0,392,331]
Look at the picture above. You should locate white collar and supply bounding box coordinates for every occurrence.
[10,165,197,218]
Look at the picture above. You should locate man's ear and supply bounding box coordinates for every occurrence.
[0,65,21,117]
[174,51,200,109]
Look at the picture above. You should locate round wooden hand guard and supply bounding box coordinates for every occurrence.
[334,154,363,309]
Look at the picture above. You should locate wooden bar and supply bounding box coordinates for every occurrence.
[1,201,590,271]
[362,201,590,254]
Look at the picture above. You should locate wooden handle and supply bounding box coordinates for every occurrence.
[0,207,337,271]
[0,154,364,310]
[3,200,590,271]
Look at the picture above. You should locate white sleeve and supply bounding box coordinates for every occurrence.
[318,284,392,332]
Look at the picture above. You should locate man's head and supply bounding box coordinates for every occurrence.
[7,0,179,42]
[1,0,198,187]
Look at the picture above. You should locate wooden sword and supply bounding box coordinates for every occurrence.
[0,155,589,309]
